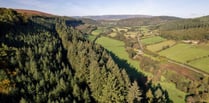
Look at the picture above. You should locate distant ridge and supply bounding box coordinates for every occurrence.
[74,15,152,20]
[15,9,56,17]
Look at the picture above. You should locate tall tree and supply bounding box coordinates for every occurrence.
[127,81,142,103]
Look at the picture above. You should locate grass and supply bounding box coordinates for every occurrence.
[159,43,209,64]
[96,36,186,103]
[96,36,140,70]
[160,82,186,103]
[88,35,97,41]
[91,29,103,36]
[146,40,176,52]
[189,57,209,73]
[89,28,104,41]
[141,36,166,45]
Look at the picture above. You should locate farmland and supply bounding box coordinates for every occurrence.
[94,36,186,103]
[141,36,166,45]
[88,35,96,41]
[146,40,176,52]
[91,28,103,35]
[160,82,186,103]
[90,25,209,103]
[189,57,209,73]
[159,43,209,73]
[159,43,209,63]
[96,36,140,70]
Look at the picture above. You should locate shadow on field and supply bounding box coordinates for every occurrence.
[107,50,173,103]
[107,50,147,88]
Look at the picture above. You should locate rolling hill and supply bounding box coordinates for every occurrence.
[116,16,182,26]
[159,15,209,40]
[15,9,56,17]
[75,14,152,20]
[93,16,181,27]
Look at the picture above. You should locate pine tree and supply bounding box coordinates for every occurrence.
[83,88,91,103]
[19,97,27,103]
[146,89,153,103]
[127,81,142,103]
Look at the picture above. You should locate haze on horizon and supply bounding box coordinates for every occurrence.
[0,0,209,18]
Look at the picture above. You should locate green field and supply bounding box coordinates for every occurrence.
[146,40,176,52]
[189,57,209,73]
[91,29,103,36]
[96,36,186,103]
[159,43,209,64]
[89,28,105,41]
[160,82,186,103]
[141,36,166,45]
[96,36,140,70]
[88,35,96,41]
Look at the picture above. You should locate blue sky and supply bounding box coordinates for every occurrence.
[0,0,209,18]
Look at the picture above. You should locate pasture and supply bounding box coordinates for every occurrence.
[91,28,103,36]
[146,40,176,52]
[189,57,209,73]
[88,35,96,41]
[160,82,186,103]
[159,43,209,64]
[141,36,166,45]
[96,36,140,70]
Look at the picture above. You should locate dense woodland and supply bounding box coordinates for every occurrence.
[0,8,172,103]
[159,16,209,41]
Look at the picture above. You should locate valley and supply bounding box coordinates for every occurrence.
[87,22,209,102]
[0,7,209,103]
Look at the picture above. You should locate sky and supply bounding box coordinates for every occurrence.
[0,0,209,18]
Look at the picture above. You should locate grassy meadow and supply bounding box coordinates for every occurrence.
[88,35,96,41]
[96,36,140,70]
[146,40,176,52]
[95,36,186,103]
[159,43,209,63]
[141,36,166,45]
[91,28,103,35]
[160,82,186,103]
[189,57,209,73]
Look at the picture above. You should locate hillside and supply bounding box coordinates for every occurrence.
[116,16,181,27]
[160,16,209,41]
[75,15,152,20]
[0,8,171,103]
[91,16,181,27]
[15,9,56,17]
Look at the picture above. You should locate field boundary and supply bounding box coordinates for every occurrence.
[167,59,209,76]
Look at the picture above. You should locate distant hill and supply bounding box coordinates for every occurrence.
[76,18,99,25]
[95,16,181,27]
[15,9,56,17]
[75,15,152,20]
[159,15,209,40]
[116,16,181,26]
